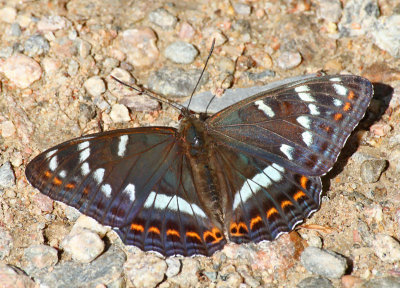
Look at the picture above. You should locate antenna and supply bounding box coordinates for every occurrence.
[186,38,216,110]
[110,76,184,111]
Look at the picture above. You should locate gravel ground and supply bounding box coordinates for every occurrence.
[1,0,400,287]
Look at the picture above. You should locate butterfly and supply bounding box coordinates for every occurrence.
[25,74,373,256]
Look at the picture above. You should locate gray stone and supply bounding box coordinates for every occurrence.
[36,245,126,288]
[0,263,36,288]
[165,258,181,278]
[275,51,302,70]
[371,15,400,58]
[9,22,21,36]
[24,34,50,57]
[372,234,400,263]
[164,41,198,64]
[360,159,387,183]
[149,7,177,30]
[84,76,106,97]
[0,227,12,260]
[23,244,58,275]
[0,162,15,188]
[244,70,276,82]
[316,0,342,23]
[232,2,251,15]
[300,247,347,278]
[297,276,334,288]
[148,66,209,98]
[363,277,400,288]
[125,254,167,287]
[338,0,379,37]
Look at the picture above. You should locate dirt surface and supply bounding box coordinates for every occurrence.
[1,0,400,287]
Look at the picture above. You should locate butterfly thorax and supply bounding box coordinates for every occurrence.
[179,115,224,224]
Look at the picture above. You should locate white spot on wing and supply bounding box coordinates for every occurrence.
[78,141,90,150]
[296,116,311,129]
[308,104,320,115]
[329,77,341,82]
[144,191,207,218]
[295,85,310,93]
[298,92,315,102]
[93,168,105,184]
[46,150,57,159]
[123,184,136,202]
[232,164,284,210]
[101,184,112,198]
[59,170,67,178]
[49,156,58,171]
[302,131,313,146]
[280,144,294,160]
[118,135,129,157]
[81,162,90,176]
[333,99,343,106]
[333,83,347,96]
[255,100,275,117]
[79,149,90,163]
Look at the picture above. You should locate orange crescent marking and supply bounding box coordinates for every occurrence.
[53,177,62,185]
[347,90,355,100]
[300,176,308,189]
[204,227,223,244]
[267,207,278,218]
[334,113,343,121]
[294,190,306,201]
[186,231,202,241]
[130,223,144,232]
[250,215,262,230]
[148,226,160,234]
[83,187,90,195]
[44,171,52,178]
[281,200,293,209]
[343,102,352,111]
[65,183,75,189]
[167,229,180,238]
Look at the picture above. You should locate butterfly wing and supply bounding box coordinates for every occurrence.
[207,75,373,176]
[26,127,226,256]
[212,145,321,243]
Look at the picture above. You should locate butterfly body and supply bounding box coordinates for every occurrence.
[26,75,373,256]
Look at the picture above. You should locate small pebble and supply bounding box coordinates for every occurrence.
[67,59,79,76]
[363,276,400,287]
[0,228,12,260]
[360,159,387,183]
[64,206,81,222]
[37,15,69,31]
[71,215,110,238]
[300,247,347,278]
[76,38,92,58]
[23,244,58,275]
[109,104,131,123]
[0,162,15,188]
[179,22,195,40]
[245,70,276,82]
[148,67,209,98]
[165,258,181,278]
[32,193,53,213]
[0,54,42,88]
[61,228,105,263]
[169,258,200,287]
[236,55,256,71]
[120,28,159,67]
[148,7,178,30]
[1,121,16,138]
[370,123,392,137]
[316,0,342,23]
[0,7,17,23]
[164,41,198,64]
[297,276,334,288]
[372,234,400,263]
[275,51,302,70]
[233,2,252,15]
[24,34,50,57]
[9,23,22,37]
[0,263,36,288]
[125,254,167,287]
[372,15,400,58]
[84,76,106,97]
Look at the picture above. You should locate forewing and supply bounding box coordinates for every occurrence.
[26,127,226,256]
[207,75,373,176]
